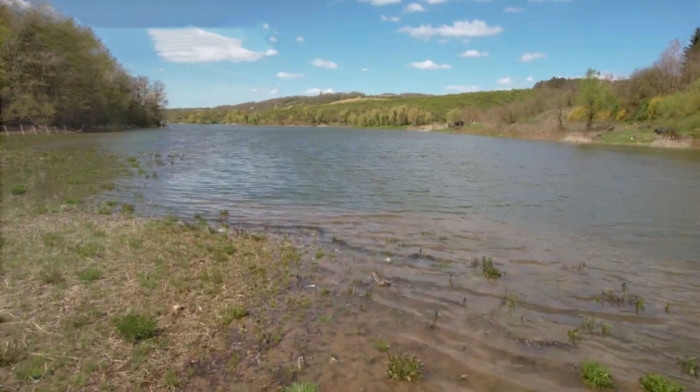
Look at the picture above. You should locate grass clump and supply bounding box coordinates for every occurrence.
[285,382,318,392]
[579,361,615,390]
[10,184,27,195]
[640,373,684,392]
[113,312,158,343]
[220,304,248,324]
[121,203,135,214]
[386,353,423,382]
[476,257,502,278]
[77,267,102,282]
[0,340,24,366]
[677,357,697,378]
[15,356,52,381]
[375,341,390,352]
[501,291,519,316]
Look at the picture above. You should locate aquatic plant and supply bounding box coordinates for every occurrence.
[567,328,581,346]
[121,203,135,214]
[478,257,502,279]
[386,353,424,382]
[501,292,519,316]
[677,357,697,378]
[579,361,615,390]
[639,373,684,392]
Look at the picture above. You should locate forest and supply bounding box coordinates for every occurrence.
[169,28,700,139]
[0,1,167,130]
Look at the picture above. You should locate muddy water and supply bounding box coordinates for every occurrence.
[96,124,699,391]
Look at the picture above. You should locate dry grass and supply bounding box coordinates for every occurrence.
[0,137,322,391]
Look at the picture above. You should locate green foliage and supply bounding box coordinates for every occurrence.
[478,257,502,279]
[0,2,166,128]
[386,353,423,382]
[15,355,52,381]
[285,382,318,392]
[579,361,615,390]
[375,341,390,353]
[677,357,697,378]
[10,184,26,195]
[113,312,158,343]
[640,373,684,392]
[121,203,135,214]
[578,69,616,130]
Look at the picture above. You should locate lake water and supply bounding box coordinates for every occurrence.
[96,124,700,390]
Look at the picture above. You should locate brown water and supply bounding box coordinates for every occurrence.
[94,124,700,391]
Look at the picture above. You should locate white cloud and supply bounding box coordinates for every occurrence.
[277,72,304,79]
[399,20,502,40]
[268,36,277,43]
[358,0,401,5]
[262,23,270,29]
[526,76,534,82]
[296,36,304,42]
[423,0,447,3]
[460,49,488,58]
[381,15,400,22]
[304,88,335,95]
[0,0,31,8]
[410,59,451,70]
[445,85,480,93]
[270,88,279,95]
[497,76,512,85]
[404,3,425,12]
[504,6,524,12]
[252,87,279,95]
[361,67,369,72]
[148,28,278,63]
[520,52,547,62]
[311,58,339,69]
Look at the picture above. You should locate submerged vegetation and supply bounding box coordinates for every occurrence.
[579,361,615,390]
[385,353,424,382]
[640,373,685,392]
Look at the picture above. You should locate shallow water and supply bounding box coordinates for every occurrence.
[94,124,700,390]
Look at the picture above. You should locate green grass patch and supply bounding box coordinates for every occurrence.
[121,203,135,214]
[77,267,102,282]
[677,357,697,378]
[386,353,423,382]
[579,361,615,390]
[640,373,684,392]
[475,257,502,279]
[10,184,27,195]
[113,312,158,343]
[220,304,248,324]
[285,382,318,392]
[375,341,390,353]
[15,356,52,381]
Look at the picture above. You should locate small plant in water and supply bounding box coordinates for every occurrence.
[285,382,318,392]
[501,292,519,316]
[677,357,697,378]
[639,373,685,392]
[121,203,135,214]
[113,311,158,343]
[386,353,423,382]
[579,361,615,390]
[599,323,613,336]
[567,328,581,346]
[478,257,502,279]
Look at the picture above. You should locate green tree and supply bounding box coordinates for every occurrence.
[578,69,614,130]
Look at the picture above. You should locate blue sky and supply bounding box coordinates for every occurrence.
[39,0,700,108]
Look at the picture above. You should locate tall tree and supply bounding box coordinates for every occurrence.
[577,69,614,130]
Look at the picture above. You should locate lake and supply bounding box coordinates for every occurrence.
[96,124,700,390]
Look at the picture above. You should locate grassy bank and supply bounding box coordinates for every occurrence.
[0,137,335,391]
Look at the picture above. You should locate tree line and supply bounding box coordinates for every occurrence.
[169,28,700,136]
[0,1,167,130]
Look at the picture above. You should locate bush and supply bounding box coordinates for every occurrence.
[113,312,158,342]
[10,184,26,195]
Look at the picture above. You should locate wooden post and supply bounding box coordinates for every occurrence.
[3,124,8,136]
[20,124,25,135]
[32,125,38,135]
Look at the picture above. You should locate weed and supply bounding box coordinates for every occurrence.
[75,242,103,258]
[319,287,331,296]
[78,267,102,282]
[639,373,684,392]
[579,361,615,390]
[0,340,24,366]
[121,203,135,214]
[285,382,318,392]
[580,316,596,333]
[677,357,697,378]
[315,250,325,259]
[600,323,613,336]
[375,341,390,353]
[478,257,502,279]
[386,353,424,382]
[163,369,180,388]
[15,355,52,381]
[10,184,27,195]
[567,328,581,346]
[137,272,159,289]
[99,182,116,191]
[220,304,248,324]
[113,312,158,343]
[501,292,519,316]
[665,303,671,314]
[40,267,64,284]
[634,298,646,314]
